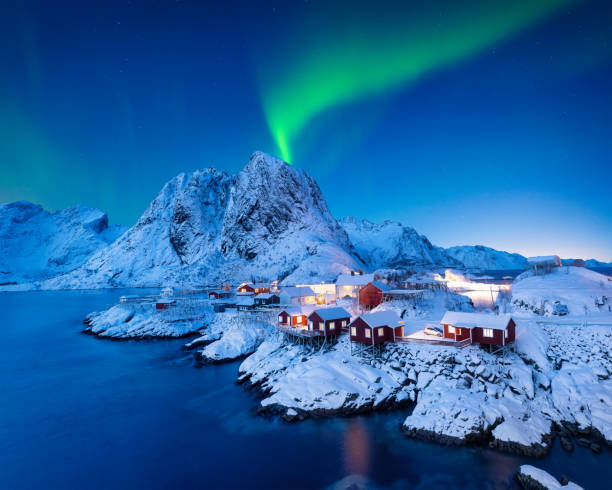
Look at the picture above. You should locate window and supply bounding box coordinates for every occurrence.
[341,320,347,327]
[504,329,508,339]
[365,329,371,338]
[377,327,384,336]
[483,328,493,338]
[350,327,356,336]
[319,323,324,331]
[308,321,313,330]
[278,315,283,323]
[456,328,461,335]
[447,326,455,334]
[329,321,335,330]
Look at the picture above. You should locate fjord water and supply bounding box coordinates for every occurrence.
[0,291,607,489]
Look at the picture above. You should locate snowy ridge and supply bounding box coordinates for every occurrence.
[445,244,527,270]
[0,201,125,284]
[339,217,458,269]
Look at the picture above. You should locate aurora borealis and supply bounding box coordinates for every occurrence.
[259,0,571,163]
[1,0,612,260]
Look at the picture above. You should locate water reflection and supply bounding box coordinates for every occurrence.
[344,419,371,476]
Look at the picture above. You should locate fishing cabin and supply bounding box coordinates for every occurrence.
[236,296,255,311]
[155,299,176,310]
[254,293,280,307]
[307,307,351,336]
[208,290,232,300]
[278,306,307,327]
[358,281,392,309]
[349,310,404,346]
[439,311,516,350]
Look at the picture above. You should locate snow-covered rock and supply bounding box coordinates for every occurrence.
[446,244,527,271]
[516,465,583,490]
[339,217,457,269]
[0,201,125,285]
[511,266,612,316]
[83,301,212,338]
[40,152,361,289]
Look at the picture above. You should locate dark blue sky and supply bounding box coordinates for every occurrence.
[1,0,611,260]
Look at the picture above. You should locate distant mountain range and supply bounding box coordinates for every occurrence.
[1,152,609,290]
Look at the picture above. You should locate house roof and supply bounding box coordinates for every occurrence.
[369,281,392,291]
[310,307,350,321]
[255,293,278,300]
[252,283,271,289]
[440,311,513,331]
[280,286,315,297]
[527,255,560,264]
[280,306,304,316]
[236,297,255,306]
[358,310,402,328]
[336,273,375,286]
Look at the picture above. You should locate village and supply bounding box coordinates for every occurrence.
[117,255,578,359]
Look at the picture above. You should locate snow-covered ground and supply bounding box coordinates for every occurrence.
[83,299,213,338]
[511,266,611,316]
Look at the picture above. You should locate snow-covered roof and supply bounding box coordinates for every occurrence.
[440,311,513,331]
[369,281,392,291]
[359,310,402,328]
[280,306,304,316]
[335,273,375,286]
[310,307,350,321]
[236,297,254,306]
[384,289,424,296]
[280,286,315,297]
[252,282,271,288]
[254,293,278,300]
[156,299,175,304]
[527,255,560,265]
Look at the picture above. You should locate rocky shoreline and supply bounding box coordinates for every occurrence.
[83,301,612,460]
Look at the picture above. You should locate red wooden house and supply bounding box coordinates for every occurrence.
[156,299,176,310]
[307,307,351,336]
[238,282,271,295]
[208,290,232,300]
[278,307,307,327]
[439,311,516,348]
[349,310,403,346]
[358,281,392,309]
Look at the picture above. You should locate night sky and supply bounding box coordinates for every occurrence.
[1,0,611,260]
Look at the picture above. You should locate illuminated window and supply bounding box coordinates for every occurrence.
[341,320,347,327]
[447,326,455,334]
[350,327,356,336]
[483,328,493,338]
[278,315,282,323]
[319,323,324,331]
[456,328,462,335]
[504,329,508,339]
[365,329,371,338]
[377,327,384,336]
[329,321,335,330]
[308,321,313,329]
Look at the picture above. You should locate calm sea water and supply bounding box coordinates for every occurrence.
[0,290,608,489]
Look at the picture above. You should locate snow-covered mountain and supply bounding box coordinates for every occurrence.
[339,217,459,269]
[0,201,125,284]
[445,245,527,270]
[41,152,360,289]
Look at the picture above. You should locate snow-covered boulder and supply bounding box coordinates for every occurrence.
[516,465,583,490]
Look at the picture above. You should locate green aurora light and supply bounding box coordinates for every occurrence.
[259,0,573,163]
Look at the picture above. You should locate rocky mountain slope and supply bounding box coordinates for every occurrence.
[0,201,125,285]
[339,217,459,269]
[446,244,527,270]
[40,152,361,289]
